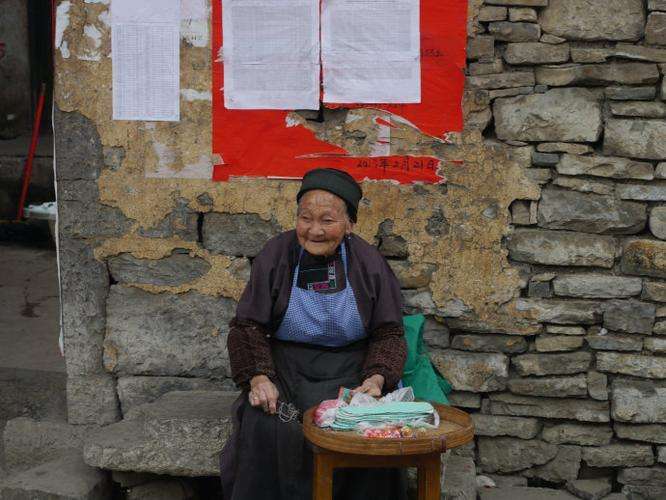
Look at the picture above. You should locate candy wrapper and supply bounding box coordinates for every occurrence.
[362,426,403,439]
[361,425,420,439]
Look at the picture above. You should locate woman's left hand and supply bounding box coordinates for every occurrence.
[353,374,385,397]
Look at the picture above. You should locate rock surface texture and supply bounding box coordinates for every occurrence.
[539,0,645,41]
[0,452,111,500]
[83,391,238,477]
[52,0,666,497]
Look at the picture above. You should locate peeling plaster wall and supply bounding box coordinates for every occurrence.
[58,0,666,492]
[55,0,539,334]
[54,1,544,428]
[55,0,666,498]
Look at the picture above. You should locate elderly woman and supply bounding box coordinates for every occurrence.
[220,168,408,500]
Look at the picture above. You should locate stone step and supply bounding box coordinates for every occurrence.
[0,451,111,499]
[125,478,196,500]
[566,477,613,500]
[479,486,579,500]
[3,417,95,474]
[83,391,238,477]
[442,454,477,500]
[0,420,7,483]
[0,367,67,422]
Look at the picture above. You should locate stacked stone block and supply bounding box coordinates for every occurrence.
[439,0,666,497]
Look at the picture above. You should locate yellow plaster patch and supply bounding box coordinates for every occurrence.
[94,235,248,300]
[56,0,543,333]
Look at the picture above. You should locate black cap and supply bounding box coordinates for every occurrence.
[297,168,363,222]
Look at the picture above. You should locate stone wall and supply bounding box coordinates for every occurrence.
[460,1,666,497]
[54,0,666,497]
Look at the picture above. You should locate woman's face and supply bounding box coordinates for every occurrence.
[296,190,353,257]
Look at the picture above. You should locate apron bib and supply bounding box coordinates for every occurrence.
[274,242,367,347]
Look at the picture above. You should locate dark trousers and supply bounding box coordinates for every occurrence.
[220,339,408,500]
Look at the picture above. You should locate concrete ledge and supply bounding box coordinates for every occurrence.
[443,454,477,499]
[0,452,111,500]
[83,391,238,477]
[3,417,95,473]
[479,486,579,500]
[0,368,66,422]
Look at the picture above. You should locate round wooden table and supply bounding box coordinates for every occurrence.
[303,403,474,500]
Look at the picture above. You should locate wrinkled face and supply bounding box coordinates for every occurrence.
[296,190,353,257]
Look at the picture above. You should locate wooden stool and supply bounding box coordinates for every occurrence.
[303,403,474,500]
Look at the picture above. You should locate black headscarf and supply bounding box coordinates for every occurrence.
[296,168,363,222]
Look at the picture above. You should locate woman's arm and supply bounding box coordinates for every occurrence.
[227,318,276,389]
[227,319,280,414]
[360,323,407,392]
[227,234,281,390]
[345,235,407,394]
[359,244,407,392]
[227,234,295,412]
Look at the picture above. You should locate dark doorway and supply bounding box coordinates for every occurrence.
[27,0,54,132]
[0,1,54,228]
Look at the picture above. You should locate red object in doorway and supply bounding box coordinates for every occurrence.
[15,83,47,221]
[211,0,467,184]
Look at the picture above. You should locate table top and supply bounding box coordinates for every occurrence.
[303,403,474,456]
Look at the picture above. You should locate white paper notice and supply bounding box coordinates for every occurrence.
[181,0,207,20]
[223,0,320,110]
[322,0,421,104]
[181,0,209,48]
[112,0,180,121]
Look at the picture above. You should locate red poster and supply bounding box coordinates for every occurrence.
[212,0,467,184]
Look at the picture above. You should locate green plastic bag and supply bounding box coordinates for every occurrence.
[401,314,452,405]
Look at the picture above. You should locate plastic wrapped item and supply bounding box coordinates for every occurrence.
[338,387,354,404]
[332,401,438,431]
[348,386,415,407]
[380,386,415,403]
[313,385,439,431]
[348,391,378,407]
[314,398,346,427]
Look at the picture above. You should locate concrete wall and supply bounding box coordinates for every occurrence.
[0,0,31,138]
[55,0,666,496]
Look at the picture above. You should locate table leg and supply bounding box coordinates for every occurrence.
[417,454,442,500]
[313,452,333,500]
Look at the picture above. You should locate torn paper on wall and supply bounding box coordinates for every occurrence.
[222,0,320,110]
[212,0,467,182]
[111,0,180,121]
[181,0,209,47]
[322,0,421,103]
[181,0,208,19]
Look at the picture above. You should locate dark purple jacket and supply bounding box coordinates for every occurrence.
[227,230,407,390]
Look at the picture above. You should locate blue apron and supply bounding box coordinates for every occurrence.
[275,242,367,347]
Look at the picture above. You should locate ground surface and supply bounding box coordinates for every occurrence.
[0,243,63,484]
[0,243,63,373]
[0,134,53,157]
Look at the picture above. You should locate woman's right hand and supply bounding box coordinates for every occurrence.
[249,375,279,414]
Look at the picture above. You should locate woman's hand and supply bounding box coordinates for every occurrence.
[353,374,385,398]
[249,375,279,414]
